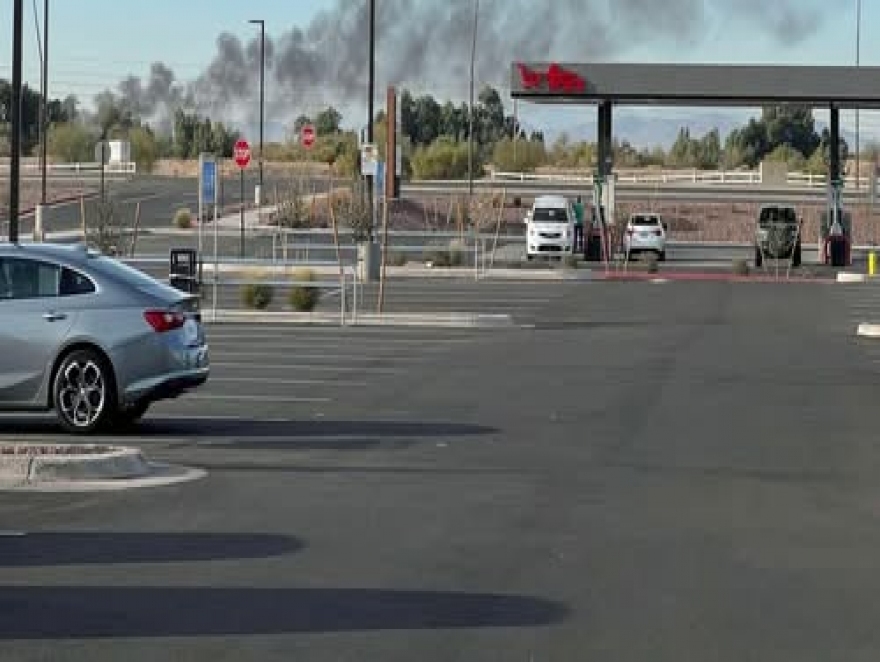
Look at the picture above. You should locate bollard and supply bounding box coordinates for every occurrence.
[870,251,877,277]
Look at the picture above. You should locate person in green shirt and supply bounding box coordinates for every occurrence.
[572,195,585,252]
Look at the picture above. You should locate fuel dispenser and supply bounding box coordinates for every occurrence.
[584,173,615,263]
[819,182,852,267]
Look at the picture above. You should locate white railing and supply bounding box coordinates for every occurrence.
[0,161,137,175]
[489,168,872,189]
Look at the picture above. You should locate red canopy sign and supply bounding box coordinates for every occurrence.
[516,63,586,93]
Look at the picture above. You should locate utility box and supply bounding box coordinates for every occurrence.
[169,248,201,294]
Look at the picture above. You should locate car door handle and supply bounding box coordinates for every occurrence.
[42,312,67,322]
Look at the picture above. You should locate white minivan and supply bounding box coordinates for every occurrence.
[526,195,575,259]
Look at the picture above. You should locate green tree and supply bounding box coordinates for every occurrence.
[47,122,93,162]
[411,137,472,179]
[293,115,312,134]
[314,107,342,135]
[492,136,546,172]
[129,125,159,172]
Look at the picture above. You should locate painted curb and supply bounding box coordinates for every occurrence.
[0,445,150,483]
[838,272,869,283]
[209,264,595,281]
[857,323,880,338]
[207,310,517,328]
[0,463,207,492]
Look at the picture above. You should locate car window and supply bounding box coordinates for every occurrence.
[0,257,60,300]
[532,207,569,222]
[759,207,796,226]
[631,215,660,226]
[59,267,96,296]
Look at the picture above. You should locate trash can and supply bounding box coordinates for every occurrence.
[169,248,201,294]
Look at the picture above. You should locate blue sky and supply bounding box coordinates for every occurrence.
[1,0,878,146]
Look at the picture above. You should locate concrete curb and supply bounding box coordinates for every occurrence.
[1,463,207,492]
[205,264,595,281]
[857,323,880,338]
[838,272,869,283]
[207,310,517,328]
[0,445,150,483]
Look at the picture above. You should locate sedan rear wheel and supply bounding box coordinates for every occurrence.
[53,349,116,434]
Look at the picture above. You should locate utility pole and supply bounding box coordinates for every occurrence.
[367,0,375,241]
[855,0,862,190]
[9,0,24,243]
[467,0,479,202]
[249,19,265,197]
[40,0,49,205]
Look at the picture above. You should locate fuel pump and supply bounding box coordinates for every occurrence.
[584,173,616,263]
[819,181,852,267]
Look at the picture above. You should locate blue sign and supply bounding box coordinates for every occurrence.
[375,161,385,200]
[201,158,217,205]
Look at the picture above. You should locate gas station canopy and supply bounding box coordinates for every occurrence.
[510,62,880,108]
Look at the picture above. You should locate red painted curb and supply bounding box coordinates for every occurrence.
[19,192,97,218]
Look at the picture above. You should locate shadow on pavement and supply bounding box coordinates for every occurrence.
[0,586,568,639]
[0,418,498,444]
[0,532,301,567]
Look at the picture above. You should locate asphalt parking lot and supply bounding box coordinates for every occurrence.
[7,278,880,660]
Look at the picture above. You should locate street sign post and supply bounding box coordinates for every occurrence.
[360,143,377,176]
[234,139,251,258]
[301,124,316,149]
[198,153,217,256]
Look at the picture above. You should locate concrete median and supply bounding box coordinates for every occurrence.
[0,444,206,491]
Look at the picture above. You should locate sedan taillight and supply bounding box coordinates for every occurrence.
[144,310,186,333]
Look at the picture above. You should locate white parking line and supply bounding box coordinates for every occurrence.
[212,351,424,361]
[149,414,297,423]
[186,394,332,403]
[205,336,474,345]
[210,377,368,387]
[212,362,401,373]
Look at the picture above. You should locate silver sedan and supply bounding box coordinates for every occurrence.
[0,242,209,433]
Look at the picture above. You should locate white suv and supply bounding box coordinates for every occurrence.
[623,213,667,261]
[526,195,575,260]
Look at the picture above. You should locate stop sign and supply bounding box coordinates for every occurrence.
[233,139,251,169]
[301,124,316,149]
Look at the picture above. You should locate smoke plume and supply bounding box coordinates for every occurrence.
[100,0,825,135]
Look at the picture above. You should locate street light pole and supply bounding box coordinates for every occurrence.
[249,19,265,196]
[367,0,375,242]
[467,0,479,202]
[40,0,49,205]
[855,0,862,189]
[467,0,479,196]
[9,0,24,243]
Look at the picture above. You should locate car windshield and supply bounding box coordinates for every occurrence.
[759,207,796,227]
[631,215,660,226]
[532,207,569,222]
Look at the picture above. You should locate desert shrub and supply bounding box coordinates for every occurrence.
[241,282,274,309]
[174,208,193,229]
[289,268,321,311]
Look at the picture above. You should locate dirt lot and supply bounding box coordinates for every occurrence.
[0,177,96,221]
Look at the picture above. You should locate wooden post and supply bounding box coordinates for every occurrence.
[130,201,142,257]
[79,196,86,241]
[489,187,507,270]
[386,86,397,201]
[377,195,391,313]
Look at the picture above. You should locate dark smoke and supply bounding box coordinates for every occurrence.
[101,0,826,135]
